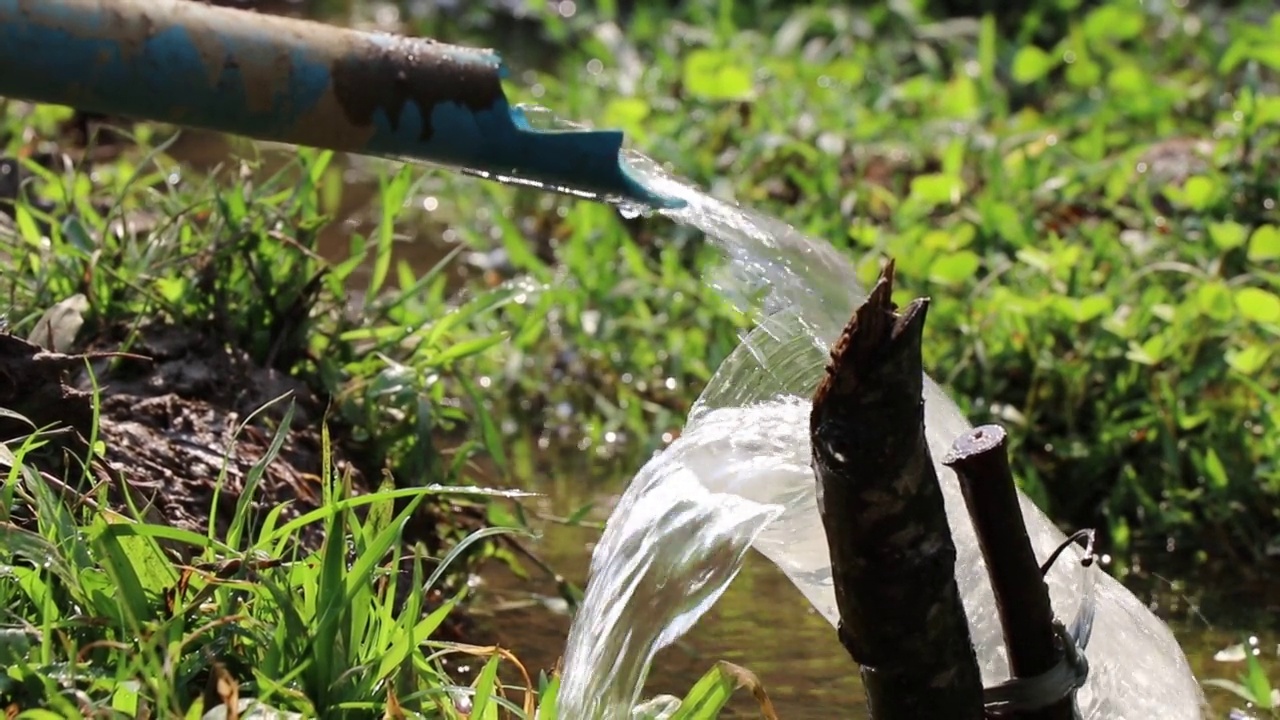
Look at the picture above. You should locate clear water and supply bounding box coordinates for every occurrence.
[528,135,1206,718]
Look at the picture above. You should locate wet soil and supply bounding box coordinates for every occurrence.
[1,325,352,551]
[0,322,472,586]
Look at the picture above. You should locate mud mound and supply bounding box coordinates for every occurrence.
[1,325,358,555]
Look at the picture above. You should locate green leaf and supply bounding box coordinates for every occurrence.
[1242,649,1275,709]
[939,73,979,120]
[1235,287,1280,323]
[1168,175,1219,211]
[1247,224,1280,261]
[1083,4,1146,40]
[1054,295,1113,324]
[1225,344,1271,375]
[111,681,142,716]
[432,333,509,366]
[1254,95,1280,127]
[1195,282,1235,321]
[227,402,296,550]
[538,675,560,720]
[682,49,754,101]
[929,251,980,286]
[1107,65,1147,96]
[1125,334,1168,365]
[469,654,503,720]
[96,513,180,597]
[1066,57,1102,88]
[1208,221,1249,251]
[370,165,416,299]
[1202,448,1230,490]
[603,97,652,141]
[908,173,964,207]
[671,661,775,720]
[86,512,173,626]
[375,593,459,680]
[1011,46,1057,84]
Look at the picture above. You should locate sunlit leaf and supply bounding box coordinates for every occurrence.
[1248,224,1280,261]
[682,49,754,101]
[1012,46,1058,84]
[1235,287,1280,323]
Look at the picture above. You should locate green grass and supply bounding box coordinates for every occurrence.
[0,409,771,717]
[1206,638,1279,718]
[2,0,1279,716]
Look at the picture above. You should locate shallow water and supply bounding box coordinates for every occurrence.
[476,452,1277,718]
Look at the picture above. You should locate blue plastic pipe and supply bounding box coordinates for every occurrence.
[0,0,678,208]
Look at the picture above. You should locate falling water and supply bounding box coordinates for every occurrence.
[509,109,1206,719]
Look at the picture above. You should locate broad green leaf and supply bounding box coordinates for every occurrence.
[95,512,180,597]
[1195,282,1235,321]
[1167,175,1219,211]
[929,251,980,286]
[1012,46,1057,84]
[1247,225,1280,261]
[1125,334,1168,365]
[1083,4,1145,40]
[1226,344,1271,375]
[1107,65,1147,96]
[1055,295,1113,324]
[682,50,754,101]
[908,173,964,207]
[1208,221,1249,251]
[111,681,142,716]
[1235,287,1280,323]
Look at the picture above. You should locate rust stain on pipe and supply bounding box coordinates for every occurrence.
[330,36,505,142]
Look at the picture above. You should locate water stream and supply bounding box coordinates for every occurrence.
[551,146,1208,719]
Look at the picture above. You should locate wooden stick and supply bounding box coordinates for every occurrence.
[944,424,1075,720]
[810,260,983,720]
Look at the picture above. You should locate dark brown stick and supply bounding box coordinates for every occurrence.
[943,424,1075,720]
[810,261,983,720]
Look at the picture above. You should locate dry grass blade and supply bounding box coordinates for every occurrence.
[714,661,780,720]
[436,643,538,716]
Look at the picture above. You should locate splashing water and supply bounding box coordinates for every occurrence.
[540,137,1205,718]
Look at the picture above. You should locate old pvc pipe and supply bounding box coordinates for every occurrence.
[0,0,679,208]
